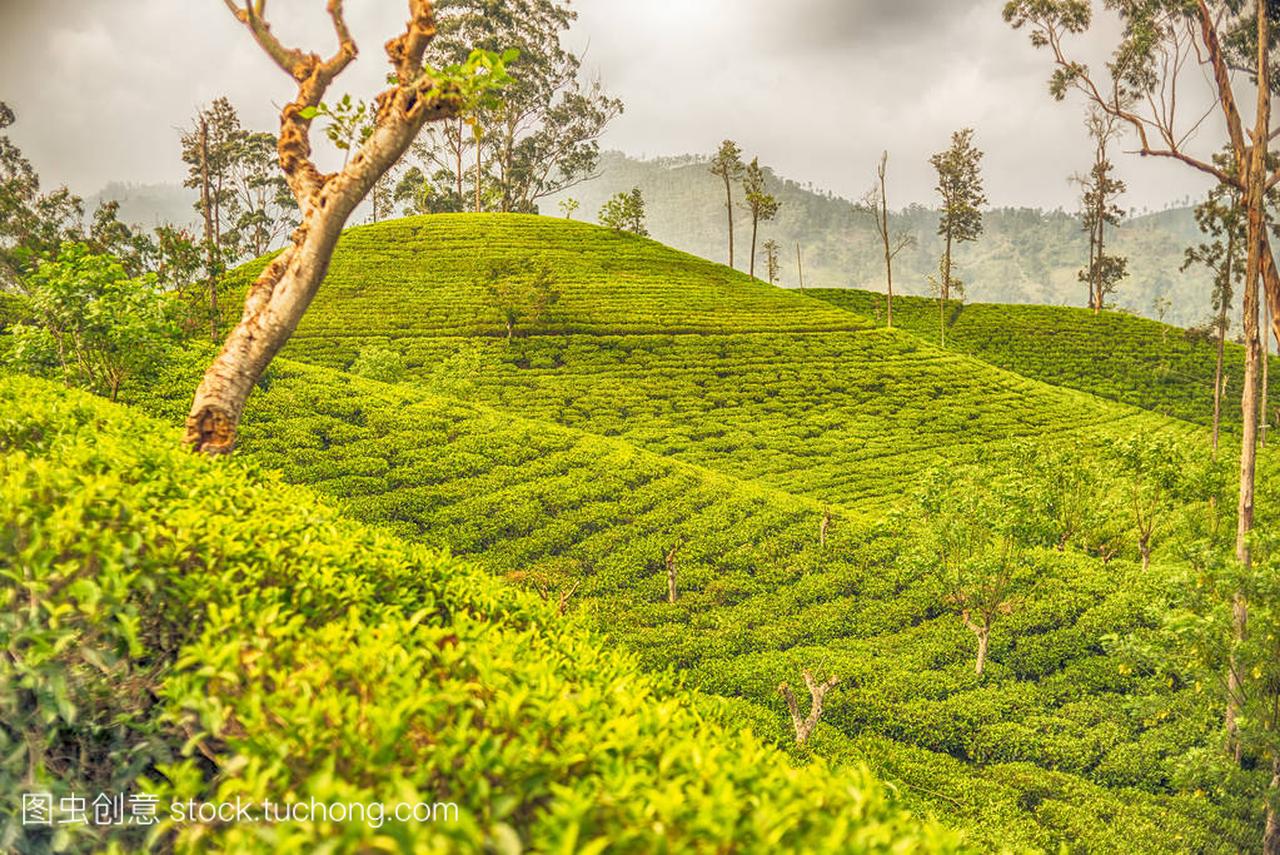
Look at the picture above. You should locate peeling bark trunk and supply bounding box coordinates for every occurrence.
[187,0,462,454]
[971,623,989,676]
[1265,758,1279,855]
[749,214,759,280]
[665,542,680,605]
[778,670,839,746]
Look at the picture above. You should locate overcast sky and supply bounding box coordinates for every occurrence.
[0,0,1227,212]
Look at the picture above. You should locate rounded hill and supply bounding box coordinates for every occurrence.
[228,213,871,340]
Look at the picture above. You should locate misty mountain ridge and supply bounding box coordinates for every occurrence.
[90,152,1214,329]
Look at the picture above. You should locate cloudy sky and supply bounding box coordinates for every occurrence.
[0,0,1226,212]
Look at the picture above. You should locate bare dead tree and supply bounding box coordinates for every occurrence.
[778,669,840,746]
[186,0,502,453]
[861,152,914,328]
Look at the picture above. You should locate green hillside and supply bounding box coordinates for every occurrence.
[10,213,1275,852]
[1,373,955,853]
[227,214,867,338]
[132,353,1254,852]
[138,213,1276,849]
[808,288,1275,430]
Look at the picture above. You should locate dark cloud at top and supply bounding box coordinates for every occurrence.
[0,0,1221,213]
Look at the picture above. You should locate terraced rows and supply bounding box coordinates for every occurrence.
[284,328,1192,509]
[130,358,1252,852]
[808,288,1277,429]
[226,214,869,338]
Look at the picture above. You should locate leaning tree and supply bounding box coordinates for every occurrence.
[185,1,507,454]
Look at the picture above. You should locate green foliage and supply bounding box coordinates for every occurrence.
[930,128,986,294]
[0,374,959,853]
[597,188,647,236]
[477,257,560,338]
[5,242,178,401]
[349,344,407,383]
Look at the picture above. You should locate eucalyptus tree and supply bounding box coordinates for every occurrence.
[185,0,509,454]
[710,140,745,269]
[0,102,83,288]
[1075,108,1127,313]
[1005,5,1280,787]
[741,158,780,281]
[418,0,622,213]
[929,128,986,345]
[1183,163,1245,456]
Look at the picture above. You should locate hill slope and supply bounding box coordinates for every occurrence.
[135,355,1255,853]
[2,372,955,853]
[808,288,1277,431]
[271,214,1194,512]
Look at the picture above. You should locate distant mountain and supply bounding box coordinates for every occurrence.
[88,182,198,232]
[543,151,1214,329]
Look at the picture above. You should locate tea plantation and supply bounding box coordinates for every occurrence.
[8,213,1276,852]
[807,288,1275,430]
[126,349,1259,853]
[1,374,963,853]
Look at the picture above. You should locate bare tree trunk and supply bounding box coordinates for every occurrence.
[795,242,804,290]
[1265,758,1280,855]
[749,213,759,280]
[879,159,894,328]
[186,0,463,454]
[665,541,680,605]
[778,670,839,746]
[1228,0,1268,748]
[198,117,220,343]
[473,122,482,214]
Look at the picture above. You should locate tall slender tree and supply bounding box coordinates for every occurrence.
[861,151,914,328]
[1006,3,1280,838]
[185,0,508,454]
[741,157,780,280]
[929,128,986,346]
[762,238,781,285]
[1183,167,1244,458]
[1075,108,1127,313]
[710,140,744,269]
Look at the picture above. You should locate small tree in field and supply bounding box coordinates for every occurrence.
[910,470,1034,677]
[762,239,781,285]
[558,197,579,219]
[709,139,744,269]
[778,669,840,746]
[741,157,780,280]
[1103,435,1190,571]
[598,188,646,236]
[185,0,510,454]
[478,258,558,339]
[929,128,985,347]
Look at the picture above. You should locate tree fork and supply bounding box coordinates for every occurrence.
[187,0,465,454]
[778,669,839,746]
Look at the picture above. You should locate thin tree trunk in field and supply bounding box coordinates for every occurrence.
[198,118,220,343]
[795,242,804,290]
[1227,1,1268,749]
[723,175,735,269]
[880,172,894,328]
[1265,758,1279,855]
[749,214,758,280]
[186,0,463,454]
